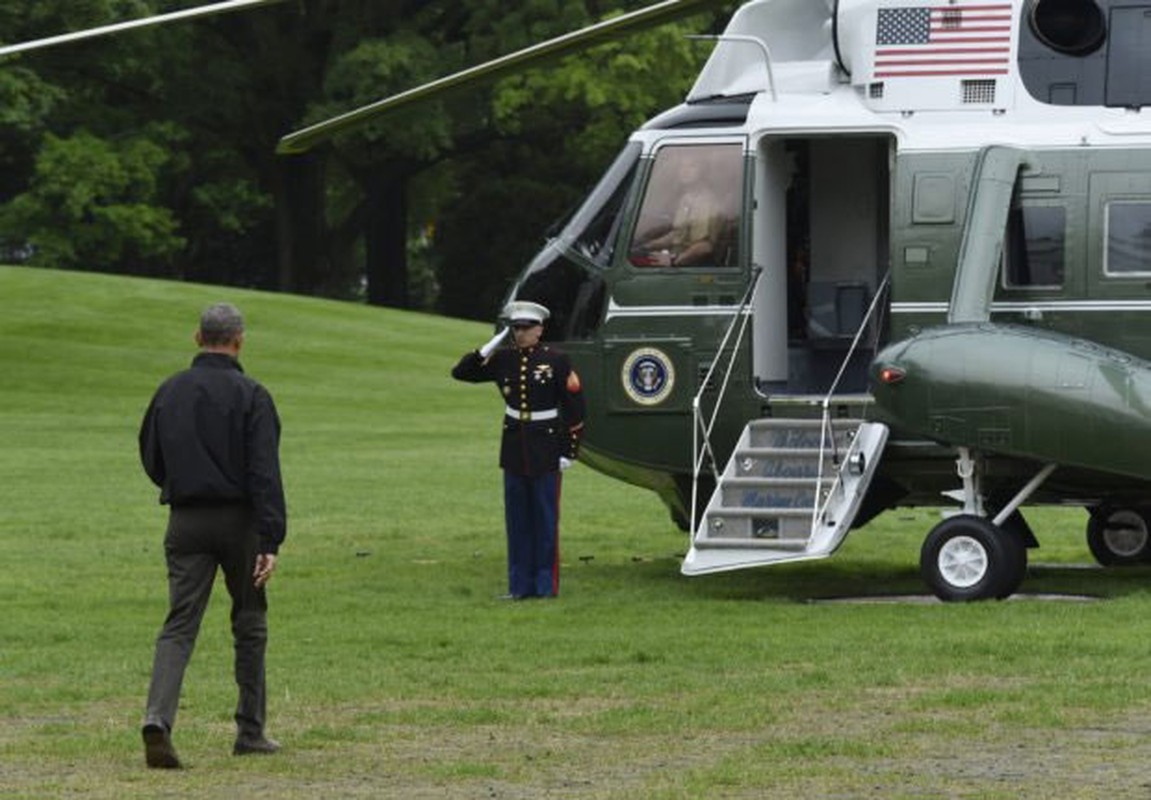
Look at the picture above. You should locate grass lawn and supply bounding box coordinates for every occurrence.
[2,265,1151,799]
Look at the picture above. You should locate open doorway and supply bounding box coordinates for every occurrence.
[752,134,892,396]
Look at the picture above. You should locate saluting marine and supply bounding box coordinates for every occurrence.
[451,300,586,599]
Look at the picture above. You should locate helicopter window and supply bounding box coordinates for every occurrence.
[1104,201,1151,276]
[567,142,642,268]
[628,143,742,268]
[1003,204,1065,288]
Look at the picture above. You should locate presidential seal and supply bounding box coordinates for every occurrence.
[622,347,675,406]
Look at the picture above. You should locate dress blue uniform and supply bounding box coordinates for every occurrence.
[452,302,586,598]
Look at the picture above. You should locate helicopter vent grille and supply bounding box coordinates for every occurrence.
[962,79,997,104]
[868,82,884,99]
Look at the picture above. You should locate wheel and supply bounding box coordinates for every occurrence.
[990,508,1032,599]
[920,514,1026,602]
[1086,506,1151,566]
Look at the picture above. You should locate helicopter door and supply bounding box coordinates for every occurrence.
[753,135,892,396]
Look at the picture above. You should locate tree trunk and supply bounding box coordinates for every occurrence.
[364,163,409,308]
[275,152,327,293]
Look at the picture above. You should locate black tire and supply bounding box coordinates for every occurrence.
[1086,506,1151,566]
[991,509,1031,599]
[921,514,1025,602]
[994,521,1029,599]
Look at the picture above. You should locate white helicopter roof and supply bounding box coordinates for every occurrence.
[682,0,1151,150]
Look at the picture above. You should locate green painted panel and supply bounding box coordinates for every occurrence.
[872,323,1151,480]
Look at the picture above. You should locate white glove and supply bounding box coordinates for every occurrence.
[559,457,573,471]
[479,327,509,359]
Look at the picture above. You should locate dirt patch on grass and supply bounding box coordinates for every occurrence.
[6,696,1151,798]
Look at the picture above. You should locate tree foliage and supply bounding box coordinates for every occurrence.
[0,0,732,315]
[0,128,184,272]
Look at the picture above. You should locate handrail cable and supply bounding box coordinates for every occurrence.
[811,271,891,534]
[690,266,764,538]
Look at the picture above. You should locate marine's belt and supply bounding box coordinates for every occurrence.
[506,406,558,421]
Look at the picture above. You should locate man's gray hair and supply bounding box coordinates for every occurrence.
[199,302,245,346]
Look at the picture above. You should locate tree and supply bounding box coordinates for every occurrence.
[0,0,279,283]
[304,24,457,306]
[0,0,732,316]
[0,128,184,273]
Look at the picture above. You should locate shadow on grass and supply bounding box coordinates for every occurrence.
[571,552,1151,605]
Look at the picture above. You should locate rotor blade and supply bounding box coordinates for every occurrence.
[277,0,731,155]
[0,0,292,59]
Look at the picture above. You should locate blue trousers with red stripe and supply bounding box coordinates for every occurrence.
[503,471,561,597]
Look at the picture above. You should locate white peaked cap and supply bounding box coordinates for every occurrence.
[502,300,550,324]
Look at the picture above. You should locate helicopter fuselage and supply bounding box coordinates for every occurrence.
[505,0,1151,550]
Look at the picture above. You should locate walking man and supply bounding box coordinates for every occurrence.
[138,302,287,768]
[452,300,586,599]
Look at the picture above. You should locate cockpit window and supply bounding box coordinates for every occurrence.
[510,146,642,340]
[566,142,642,267]
[628,143,742,268]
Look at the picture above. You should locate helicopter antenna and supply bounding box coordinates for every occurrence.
[686,34,776,101]
[0,0,292,59]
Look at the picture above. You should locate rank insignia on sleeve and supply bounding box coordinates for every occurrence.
[567,370,582,393]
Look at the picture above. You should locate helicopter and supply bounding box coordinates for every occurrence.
[280,0,1151,602]
[14,0,1151,601]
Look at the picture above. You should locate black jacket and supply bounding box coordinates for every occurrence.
[452,344,586,477]
[139,351,287,553]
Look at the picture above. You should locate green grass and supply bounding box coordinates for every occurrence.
[3,265,1151,798]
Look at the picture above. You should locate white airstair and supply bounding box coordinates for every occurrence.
[682,268,890,576]
[682,416,889,575]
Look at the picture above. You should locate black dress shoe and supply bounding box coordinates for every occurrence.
[142,724,182,769]
[233,735,281,755]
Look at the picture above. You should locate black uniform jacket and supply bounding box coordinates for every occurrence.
[452,344,586,477]
[139,351,287,554]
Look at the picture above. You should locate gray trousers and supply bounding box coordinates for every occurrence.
[144,504,268,738]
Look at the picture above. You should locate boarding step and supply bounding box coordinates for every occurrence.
[719,476,819,508]
[701,506,814,545]
[731,448,823,479]
[744,418,858,450]
[683,417,889,576]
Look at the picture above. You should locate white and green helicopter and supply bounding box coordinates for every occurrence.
[288,0,1151,602]
[16,0,1151,601]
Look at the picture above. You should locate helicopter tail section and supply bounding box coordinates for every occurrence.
[682,417,889,575]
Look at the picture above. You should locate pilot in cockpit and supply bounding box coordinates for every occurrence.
[630,153,724,267]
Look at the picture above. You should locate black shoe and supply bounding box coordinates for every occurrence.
[233,735,281,756]
[142,724,182,769]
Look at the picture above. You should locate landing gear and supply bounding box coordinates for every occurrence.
[1086,505,1151,566]
[921,514,1027,601]
[917,449,1056,602]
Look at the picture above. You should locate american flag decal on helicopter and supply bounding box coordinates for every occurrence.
[874,3,1013,78]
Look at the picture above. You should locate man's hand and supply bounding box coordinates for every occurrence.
[559,457,573,471]
[253,553,278,588]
